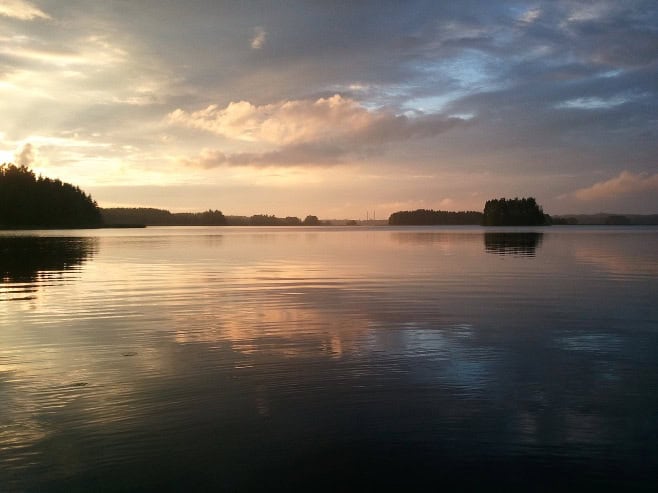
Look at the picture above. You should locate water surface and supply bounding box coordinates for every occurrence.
[1,226,657,491]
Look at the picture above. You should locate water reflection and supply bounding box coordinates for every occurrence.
[391,231,481,245]
[0,236,96,283]
[484,232,543,256]
[1,227,657,491]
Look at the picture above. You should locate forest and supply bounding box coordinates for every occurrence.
[0,163,102,228]
[482,197,550,226]
[388,209,483,225]
[101,208,227,226]
[101,208,325,227]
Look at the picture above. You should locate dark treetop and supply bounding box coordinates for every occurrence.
[482,197,549,226]
[0,164,102,229]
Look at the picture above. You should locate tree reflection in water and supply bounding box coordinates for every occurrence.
[484,232,543,257]
[0,236,97,283]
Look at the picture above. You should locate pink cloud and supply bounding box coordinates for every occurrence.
[572,171,658,201]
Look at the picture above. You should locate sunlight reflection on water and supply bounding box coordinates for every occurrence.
[1,226,657,490]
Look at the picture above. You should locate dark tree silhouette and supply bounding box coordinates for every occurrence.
[224,214,324,226]
[388,209,483,225]
[283,216,302,226]
[303,215,321,226]
[249,214,283,226]
[0,163,102,228]
[482,197,548,226]
[101,208,227,226]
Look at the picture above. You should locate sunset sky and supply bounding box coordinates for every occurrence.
[1,0,657,218]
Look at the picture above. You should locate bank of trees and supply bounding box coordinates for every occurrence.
[388,209,483,225]
[227,214,324,226]
[388,197,551,226]
[0,163,102,228]
[102,208,326,226]
[101,208,227,226]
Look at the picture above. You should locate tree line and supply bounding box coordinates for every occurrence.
[225,214,322,226]
[388,197,551,226]
[388,209,483,225]
[102,208,325,227]
[551,214,658,225]
[101,208,227,226]
[0,163,102,228]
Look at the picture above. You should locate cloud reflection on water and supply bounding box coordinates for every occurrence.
[1,227,657,490]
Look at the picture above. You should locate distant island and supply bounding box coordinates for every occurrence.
[101,208,325,227]
[0,163,102,229]
[389,197,550,226]
[482,197,549,226]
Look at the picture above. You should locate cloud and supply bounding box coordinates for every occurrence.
[168,95,383,145]
[0,0,49,20]
[251,26,267,49]
[571,171,658,201]
[14,142,35,166]
[168,95,464,146]
[170,95,465,168]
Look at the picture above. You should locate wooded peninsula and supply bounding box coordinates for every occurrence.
[0,163,102,228]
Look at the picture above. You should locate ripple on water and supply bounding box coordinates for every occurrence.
[1,227,657,490]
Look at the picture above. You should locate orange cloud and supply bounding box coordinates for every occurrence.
[572,171,658,201]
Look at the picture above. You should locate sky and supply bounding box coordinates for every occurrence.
[1,0,657,218]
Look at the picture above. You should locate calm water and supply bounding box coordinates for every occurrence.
[1,226,657,491]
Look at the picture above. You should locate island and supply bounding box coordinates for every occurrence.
[482,197,550,226]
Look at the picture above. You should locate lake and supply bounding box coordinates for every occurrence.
[1,226,657,491]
